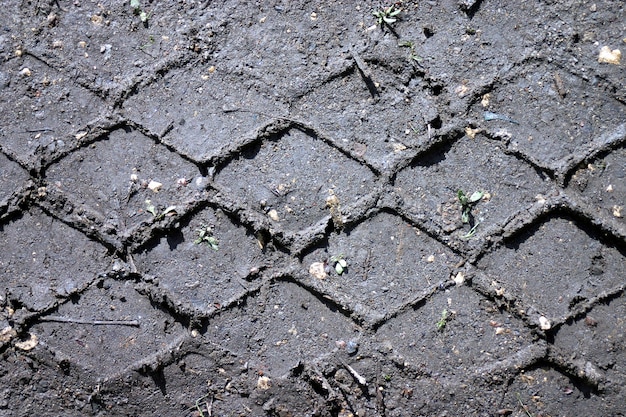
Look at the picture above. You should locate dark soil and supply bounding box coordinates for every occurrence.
[1,1,625,416]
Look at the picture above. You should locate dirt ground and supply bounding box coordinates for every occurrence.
[1,1,625,416]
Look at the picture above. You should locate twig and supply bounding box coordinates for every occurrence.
[340,359,367,386]
[39,316,140,327]
[516,393,533,417]
[24,128,54,133]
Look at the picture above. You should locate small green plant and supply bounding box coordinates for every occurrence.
[373,4,402,26]
[145,200,177,220]
[192,393,213,417]
[398,40,421,62]
[457,190,483,223]
[194,224,219,250]
[330,254,348,275]
[461,222,481,239]
[436,309,449,331]
[130,0,151,23]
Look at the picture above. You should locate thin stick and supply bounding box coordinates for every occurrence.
[516,393,533,417]
[340,359,367,386]
[39,316,140,327]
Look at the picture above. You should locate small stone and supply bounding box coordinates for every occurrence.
[453,271,465,286]
[598,46,621,65]
[257,376,271,390]
[191,329,199,338]
[47,12,58,26]
[465,126,481,139]
[612,205,622,218]
[426,254,435,263]
[538,316,551,330]
[193,176,209,190]
[481,93,491,107]
[309,262,327,279]
[268,209,279,221]
[148,180,163,193]
[346,340,359,355]
[495,327,506,335]
[19,68,32,77]
[0,326,17,344]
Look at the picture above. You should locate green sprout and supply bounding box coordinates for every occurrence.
[461,222,481,239]
[145,200,177,220]
[457,190,483,224]
[398,40,421,63]
[436,309,449,331]
[130,0,151,23]
[373,5,402,26]
[194,224,219,251]
[330,254,348,275]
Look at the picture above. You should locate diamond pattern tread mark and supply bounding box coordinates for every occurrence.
[133,206,266,316]
[395,134,550,239]
[45,127,200,239]
[478,216,626,323]
[123,65,288,163]
[207,280,358,377]
[31,279,186,379]
[0,55,106,167]
[0,208,110,311]
[301,210,458,325]
[215,127,376,235]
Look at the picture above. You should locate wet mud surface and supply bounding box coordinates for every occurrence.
[1,1,625,416]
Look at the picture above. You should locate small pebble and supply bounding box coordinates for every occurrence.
[257,376,271,390]
[268,209,279,221]
[346,340,359,355]
[539,316,551,330]
[148,180,163,193]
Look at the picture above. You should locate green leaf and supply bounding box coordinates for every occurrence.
[335,263,344,275]
[130,0,141,9]
[457,190,468,206]
[383,16,397,23]
[468,191,484,203]
[145,200,157,217]
[436,309,448,330]
[389,9,402,17]
[206,236,219,251]
[140,11,148,22]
